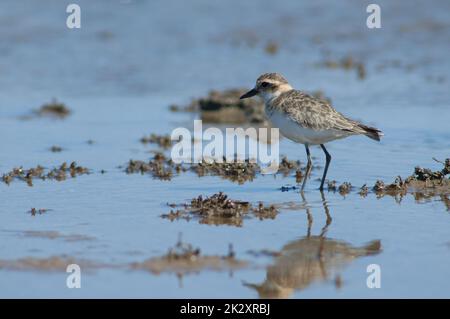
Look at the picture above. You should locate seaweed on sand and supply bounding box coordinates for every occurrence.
[2,162,89,186]
[35,99,71,118]
[161,192,279,227]
[125,152,185,180]
[192,159,260,184]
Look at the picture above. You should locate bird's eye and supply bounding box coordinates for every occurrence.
[261,82,270,88]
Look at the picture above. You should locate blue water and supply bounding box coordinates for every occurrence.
[0,0,449,298]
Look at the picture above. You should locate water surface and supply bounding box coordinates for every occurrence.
[0,0,449,298]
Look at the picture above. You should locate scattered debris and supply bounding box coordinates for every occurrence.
[126,153,302,184]
[34,99,71,118]
[192,159,260,184]
[278,157,301,176]
[161,192,279,226]
[338,182,352,195]
[264,41,279,55]
[140,133,173,149]
[253,202,278,220]
[193,156,301,184]
[130,236,246,275]
[295,170,303,183]
[372,177,406,197]
[373,180,385,192]
[326,180,352,195]
[327,180,337,192]
[407,158,450,183]
[162,192,250,226]
[125,152,185,180]
[49,146,63,152]
[370,159,450,197]
[2,162,89,186]
[168,104,182,112]
[359,184,369,197]
[28,208,51,216]
[326,157,449,198]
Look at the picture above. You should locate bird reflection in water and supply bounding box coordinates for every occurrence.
[244,192,381,298]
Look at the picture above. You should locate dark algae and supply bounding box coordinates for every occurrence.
[2,162,89,186]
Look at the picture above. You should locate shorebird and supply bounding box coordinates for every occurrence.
[240,73,383,191]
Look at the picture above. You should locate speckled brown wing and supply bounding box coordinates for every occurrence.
[271,90,364,133]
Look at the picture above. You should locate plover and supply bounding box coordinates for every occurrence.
[240,73,383,191]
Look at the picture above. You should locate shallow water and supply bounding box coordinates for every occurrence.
[0,0,449,298]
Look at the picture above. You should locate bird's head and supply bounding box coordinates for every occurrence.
[240,73,293,103]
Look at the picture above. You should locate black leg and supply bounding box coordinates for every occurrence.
[301,144,312,191]
[319,144,332,191]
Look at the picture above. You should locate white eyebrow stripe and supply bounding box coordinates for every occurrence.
[259,79,280,85]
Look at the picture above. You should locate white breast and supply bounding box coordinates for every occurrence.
[267,110,350,145]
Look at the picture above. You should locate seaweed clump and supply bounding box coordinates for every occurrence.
[125,152,185,180]
[192,156,301,184]
[253,202,278,220]
[192,159,260,184]
[325,180,352,195]
[2,162,89,186]
[358,184,369,197]
[161,192,279,227]
[338,182,353,195]
[35,99,71,118]
[372,158,450,197]
[28,208,51,216]
[373,177,407,197]
[407,159,450,183]
[327,180,337,192]
[278,156,301,177]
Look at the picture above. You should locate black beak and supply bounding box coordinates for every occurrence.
[240,88,258,99]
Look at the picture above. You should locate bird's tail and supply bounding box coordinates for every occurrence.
[358,124,383,141]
